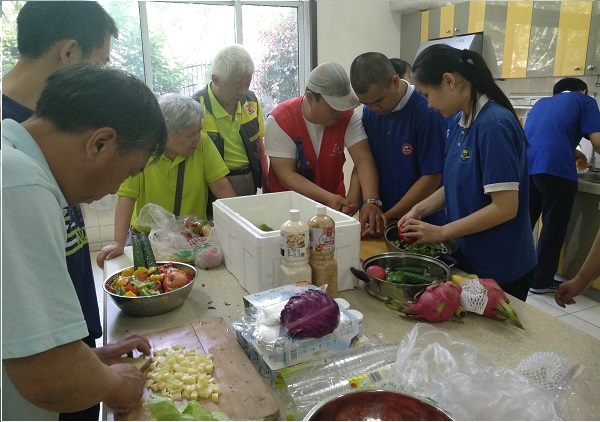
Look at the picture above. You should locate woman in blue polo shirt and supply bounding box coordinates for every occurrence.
[398,44,536,301]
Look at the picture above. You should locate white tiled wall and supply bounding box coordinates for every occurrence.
[81,201,117,252]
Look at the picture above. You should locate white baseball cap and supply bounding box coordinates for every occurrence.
[306,62,360,111]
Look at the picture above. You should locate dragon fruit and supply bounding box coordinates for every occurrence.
[459,278,524,329]
[385,281,463,322]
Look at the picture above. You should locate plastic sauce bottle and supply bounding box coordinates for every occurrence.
[307,204,338,297]
[279,209,312,286]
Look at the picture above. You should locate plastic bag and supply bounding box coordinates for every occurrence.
[391,324,559,421]
[136,204,208,263]
[194,228,223,269]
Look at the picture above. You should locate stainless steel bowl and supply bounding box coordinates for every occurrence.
[352,252,450,302]
[103,261,197,316]
[304,389,452,421]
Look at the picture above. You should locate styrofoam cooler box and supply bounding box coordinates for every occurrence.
[213,191,360,294]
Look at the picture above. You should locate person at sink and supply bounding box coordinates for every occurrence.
[397,45,536,302]
[96,94,236,267]
[2,63,164,420]
[524,78,600,295]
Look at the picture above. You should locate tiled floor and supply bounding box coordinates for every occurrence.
[526,290,600,340]
[91,251,600,341]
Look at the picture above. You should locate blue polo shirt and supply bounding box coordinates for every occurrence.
[525,91,600,182]
[445,98,536,285]
[362,88,446,224]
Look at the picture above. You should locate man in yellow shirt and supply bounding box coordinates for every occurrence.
[192,44,266,217]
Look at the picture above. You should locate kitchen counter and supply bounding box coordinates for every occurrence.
[103,241,600,417]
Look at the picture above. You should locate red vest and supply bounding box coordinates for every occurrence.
[266,96,352,195]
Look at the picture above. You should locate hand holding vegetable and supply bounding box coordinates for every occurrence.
[105,363,148,415]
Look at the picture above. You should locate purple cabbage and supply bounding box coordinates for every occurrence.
[280,289,340,339]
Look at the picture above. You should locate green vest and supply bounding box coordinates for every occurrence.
[192,87,262,189]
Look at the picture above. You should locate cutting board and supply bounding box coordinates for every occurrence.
[360,238,388,262]
[116,317,279,421]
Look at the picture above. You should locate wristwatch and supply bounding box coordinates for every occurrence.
[364,198,382,207]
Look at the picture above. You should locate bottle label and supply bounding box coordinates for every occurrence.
[281,231,309,259]
[309,226,335,253]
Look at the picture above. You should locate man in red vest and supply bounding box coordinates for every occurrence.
[265,62,385,237]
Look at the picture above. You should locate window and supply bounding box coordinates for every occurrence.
[2,1,310,111]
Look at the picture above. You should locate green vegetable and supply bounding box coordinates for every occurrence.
[257,223,274,231]
[391,239,447,257]
[386,270,406,284]
[395,266,428,275]
[140,232,157,268]
[132,235,146,269]
[142,394,229,421]
[403,271,438,285]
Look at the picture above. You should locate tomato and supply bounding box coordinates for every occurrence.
[398,223,417,244]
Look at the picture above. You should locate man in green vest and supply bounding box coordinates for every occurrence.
[192,44,266,217]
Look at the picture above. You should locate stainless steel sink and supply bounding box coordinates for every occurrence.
[578,172,600,183]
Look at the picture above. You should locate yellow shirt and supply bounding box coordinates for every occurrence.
[118,133,229,231]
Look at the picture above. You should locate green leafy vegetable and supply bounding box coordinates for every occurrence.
[391,239,447,257]
[142,394,229,421]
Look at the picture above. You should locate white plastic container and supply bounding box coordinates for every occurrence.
[213,191,360,294]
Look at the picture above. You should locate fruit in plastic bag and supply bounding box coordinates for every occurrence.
[194,241,223,269]
[385,281,462,322]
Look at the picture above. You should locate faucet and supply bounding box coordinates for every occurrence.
[591,152,599,172]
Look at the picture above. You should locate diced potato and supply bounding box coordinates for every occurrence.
[145,344,221,403]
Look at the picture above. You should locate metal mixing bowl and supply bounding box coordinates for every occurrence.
[352,252,451,302]
[103,261,197,316]
[304,389,452,421]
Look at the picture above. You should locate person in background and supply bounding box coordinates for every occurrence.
[349,52,447,227]
[390,57,411,81]
[555,228,600,308]
[2,63,166,421]
[1,3,118,420]
[192,44,266,217]
[525,78,600,295]
[96,94,236,267]
[399,45,536,302]
[264,62,386,237]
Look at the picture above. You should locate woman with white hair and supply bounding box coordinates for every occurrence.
[97,93,236,266]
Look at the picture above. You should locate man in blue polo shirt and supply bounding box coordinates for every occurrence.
[525,78,600,294]
[349,52,447,227]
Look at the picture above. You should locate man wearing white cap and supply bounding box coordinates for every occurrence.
[265,62,386,236]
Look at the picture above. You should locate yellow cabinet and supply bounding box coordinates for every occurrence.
[586,1,600,75]
[420,1,486,41]
[502,1,533,79]
[439,4,456,38]
[554,1,593,76]
[527,1,593,77]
